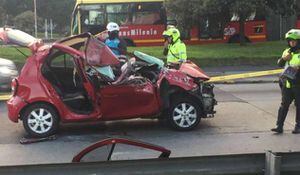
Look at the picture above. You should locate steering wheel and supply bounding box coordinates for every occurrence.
[132,61,149,72]
[117,55,128,63]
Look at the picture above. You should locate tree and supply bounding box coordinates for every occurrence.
[36,0,75,33]
[165,0,231,39]
[266,0,296,17]
[2,0,33,17]
[1,0,75,35]
[14,10,42,34]
[166,0,267,45]
[201,0,232,40]
[229,0,266,45]
[0,6,6,26]
[165,0,202,37]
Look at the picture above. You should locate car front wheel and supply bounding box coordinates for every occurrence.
[22,103,59,138]
[168,97,201,131]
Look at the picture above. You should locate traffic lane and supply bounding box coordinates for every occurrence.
[0,84,251,145]
[0,102,24,144]
[0,84,280,144]
[0,84,287,140]
[216,83,295,129]
[1,123,300,166]
[216,83,280,102]
[0,83,299,166]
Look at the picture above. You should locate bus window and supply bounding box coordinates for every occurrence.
[79,4,106,34]
[199,17,223,39]
[80,5,105,25]
[231,12,265,22]
[106,4,131,25]
[132,2,165,25]
[254,25,264,34]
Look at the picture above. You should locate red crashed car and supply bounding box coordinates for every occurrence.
[0,28,216,137]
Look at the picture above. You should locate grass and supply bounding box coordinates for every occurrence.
[0,41,287,67]
[128,41,286,66]
[0,46,30,64]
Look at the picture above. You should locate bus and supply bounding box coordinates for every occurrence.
[71,0,267,46]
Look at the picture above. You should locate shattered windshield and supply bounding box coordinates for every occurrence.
[133,51,164,68]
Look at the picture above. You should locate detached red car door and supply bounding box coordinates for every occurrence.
[85,37,160,120]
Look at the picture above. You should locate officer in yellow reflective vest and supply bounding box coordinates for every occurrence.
[162,27,187,69]
[272,29,300,134]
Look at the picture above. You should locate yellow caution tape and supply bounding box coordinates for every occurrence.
[208,69,283,82]
[0,94,11,101]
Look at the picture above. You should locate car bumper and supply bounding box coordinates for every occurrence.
[7,95,27,123]
[189,83,217,116]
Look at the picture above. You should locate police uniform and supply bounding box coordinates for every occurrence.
[162,28,187,66]
[272,29,300,134]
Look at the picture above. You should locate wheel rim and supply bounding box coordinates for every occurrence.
[172,103,197,128]
[27,108,53,134]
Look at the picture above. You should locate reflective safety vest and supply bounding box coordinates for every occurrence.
[105,38,121,56]
[282,49,300,88]
[167,40,187,64]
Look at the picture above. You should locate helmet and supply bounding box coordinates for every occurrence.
[106,22,120,32]
[285,29,300,40]
[162,28,180,42]
[166,25,175,30]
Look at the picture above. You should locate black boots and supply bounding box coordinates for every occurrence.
[292,126,300,134]
[271,126,300,134]
[271,127,283,133]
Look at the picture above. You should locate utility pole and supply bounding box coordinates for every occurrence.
[45,19,48,39]
[50,19,53,39]
[34,0,37,37]
[279,15,282,40]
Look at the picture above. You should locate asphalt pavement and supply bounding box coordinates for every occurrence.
[1,83,300,166]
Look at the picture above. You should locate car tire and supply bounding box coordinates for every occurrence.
[22,103,59,138]
[168,96,201,131]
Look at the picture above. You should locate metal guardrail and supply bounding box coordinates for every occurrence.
[0,151,300,175]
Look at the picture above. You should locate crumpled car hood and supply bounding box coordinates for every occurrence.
[179,62,210,81]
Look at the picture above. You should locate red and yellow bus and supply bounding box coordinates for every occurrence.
[71,0,267,46]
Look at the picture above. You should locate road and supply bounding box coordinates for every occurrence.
[1,83,300,166]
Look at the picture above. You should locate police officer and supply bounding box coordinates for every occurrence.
[162,27,187,69]
[271,29,300,134]
[105,22,127,56]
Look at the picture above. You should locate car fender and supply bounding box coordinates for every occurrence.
[157,69,198,91]
[157,69,200,110]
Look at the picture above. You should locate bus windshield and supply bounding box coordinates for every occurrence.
[75,2,165,34]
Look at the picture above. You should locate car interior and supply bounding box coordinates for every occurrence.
[41,35,163,115]
[41,48,94,114]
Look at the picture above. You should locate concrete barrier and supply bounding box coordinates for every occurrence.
[0,151,300,175]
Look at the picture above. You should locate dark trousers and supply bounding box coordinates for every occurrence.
[277,86,300,128]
